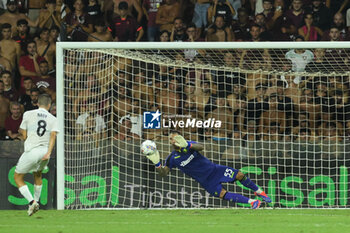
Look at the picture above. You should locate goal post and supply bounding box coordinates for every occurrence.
[56,42,350,210]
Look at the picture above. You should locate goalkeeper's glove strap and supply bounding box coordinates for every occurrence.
[155,162,161,168]
[180,142,192,153]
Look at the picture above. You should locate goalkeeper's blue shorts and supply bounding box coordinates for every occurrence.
[200,165,239,197]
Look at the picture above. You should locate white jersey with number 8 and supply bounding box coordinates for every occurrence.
[20,108,59,152]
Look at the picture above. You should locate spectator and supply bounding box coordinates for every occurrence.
[38,0,61,29]
[56,0,71,20]
[35,60,56,101]
[0,23,20,71]
[0,0,38,36]
[107,0,144,23]
[261,0,274,21]
[110,2,144,42]
[242,120,260,145]
[292,111,315,140]
[248,24,263,41]
[0,47,12,74]
[305,48,332,72]
[18,77,33,109]
[87,0,102,22]
[76,101,106,140]
[113,83,132,119]
[191,0,210,39]
[155,0,181,32]
[298,13,323,41]
[285,0,304,33]
[1,70,18,101]
[65,0,93,41]
[325,24,342,41]
[231,8,252,41]
[24,88,39,112]
[306,0,331,31]
[4,101,22,140]
[246,82,269,126]
[232,95,247,133]
[88,19,112,42]
[12,19,32,54]
[158,78,181,115]
[131,69,154,110]
[267,2,295,41]
[262,121,283,141]
[206,15,233,41]
[159,30,170,41]
[254,13,272,41]
[259,93,286,135]
[185,23,204,41]
[170,17,186,41]
[0,80,10,138]
[19,40,45,92]
[49,25,60,44]
[142,0,163,41]
[285,37,314,72]
[207,0,235,26]
[207,97,234,139]
[114,116,140,141]
[49,101,56,116]
[35,28,56,72]
[118,99,143,139]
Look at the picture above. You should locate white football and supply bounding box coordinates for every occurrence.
[141,140,157,155]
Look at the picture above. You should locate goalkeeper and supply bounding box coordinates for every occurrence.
[145,131,271,209]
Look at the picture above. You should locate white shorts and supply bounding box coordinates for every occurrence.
[15,146,49,174]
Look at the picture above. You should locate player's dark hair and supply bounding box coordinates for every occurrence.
[38,93,52,106]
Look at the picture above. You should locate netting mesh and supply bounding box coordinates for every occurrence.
[61,45,350,209]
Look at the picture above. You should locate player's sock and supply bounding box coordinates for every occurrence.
[19,185,34,203]
[223,192,249,204]
[248,199,255,204]
[255,188,263,194]
[240,176,259,192]
[34,185,42,202]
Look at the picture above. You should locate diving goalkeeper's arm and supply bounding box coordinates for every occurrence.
[145,150,170,177]
[172,134,204,152]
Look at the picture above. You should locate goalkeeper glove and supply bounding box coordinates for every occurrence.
[146,150,161,167]
[173,135,192,153]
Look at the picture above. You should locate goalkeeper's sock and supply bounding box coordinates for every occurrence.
[34,185,42,202]
[223,192,249,204]
[19,185,34,203]
[240,176,259,192]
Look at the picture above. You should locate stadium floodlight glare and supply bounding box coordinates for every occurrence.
[57,42,350,210]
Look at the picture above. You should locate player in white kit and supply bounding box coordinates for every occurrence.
[14,94,59,216]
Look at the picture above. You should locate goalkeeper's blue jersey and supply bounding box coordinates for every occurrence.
[165,141,216,185]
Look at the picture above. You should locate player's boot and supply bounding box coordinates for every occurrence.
[251,200,261,209]
[254,191,272,203]
[27,201,39,216]
[33,202,40,214]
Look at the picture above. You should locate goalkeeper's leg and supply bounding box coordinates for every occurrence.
[235,172,272,203]
[218,188,261,209]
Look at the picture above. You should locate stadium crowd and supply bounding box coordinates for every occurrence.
[0,0,350,159]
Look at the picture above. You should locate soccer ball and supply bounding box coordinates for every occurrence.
[141,140,157,155]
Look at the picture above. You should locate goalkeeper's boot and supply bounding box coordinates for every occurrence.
[251,200,261,209]
[27,201,39,216]
[254,191,272,203]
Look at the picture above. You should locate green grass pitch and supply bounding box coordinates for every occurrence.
[0,209,349,233]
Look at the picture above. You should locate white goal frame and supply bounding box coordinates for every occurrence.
[56,41,350,210]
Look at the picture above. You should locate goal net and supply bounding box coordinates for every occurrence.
[57,42,350,209]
